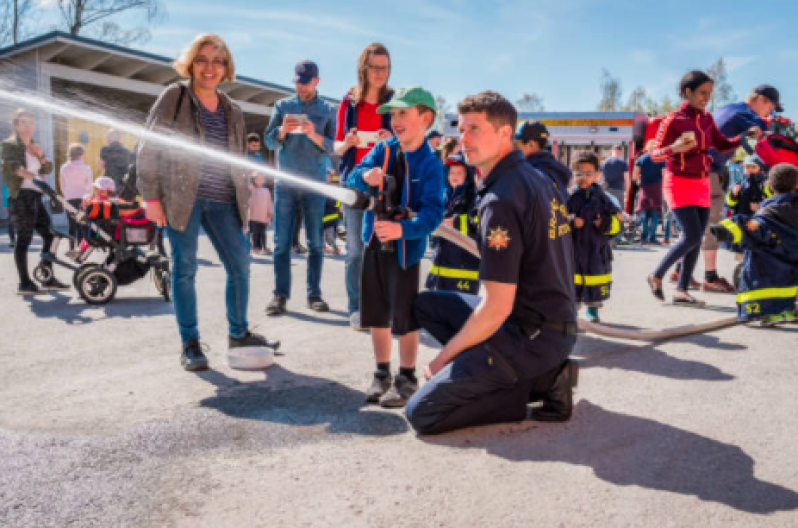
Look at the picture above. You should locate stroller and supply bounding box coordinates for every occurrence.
[31,179,171,305]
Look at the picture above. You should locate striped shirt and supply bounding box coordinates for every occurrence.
[197,102,236,203]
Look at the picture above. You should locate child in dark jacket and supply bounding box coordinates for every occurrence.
[725,154,772,216]
[568,151,622,323]
[712,163,798,326]
[425,153,480,294]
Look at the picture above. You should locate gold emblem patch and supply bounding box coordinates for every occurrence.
[487,226,511,250]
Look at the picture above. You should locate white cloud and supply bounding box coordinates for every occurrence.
[724,55,757,73]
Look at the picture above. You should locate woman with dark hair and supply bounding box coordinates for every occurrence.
[1,109,69,295]
[334,42,394,331]
[646,70,759,305]
[137,33,279,371]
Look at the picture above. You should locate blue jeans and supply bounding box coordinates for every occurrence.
[344,207,365,314]
[653,205,710,291]
[166,199,250,344]
[638,209,661,242]
[273,184,325,299]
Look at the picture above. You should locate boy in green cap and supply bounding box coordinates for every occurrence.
[347,86,445,408]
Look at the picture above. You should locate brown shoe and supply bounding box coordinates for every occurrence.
[702,277,735,293]
[669,271,700,290]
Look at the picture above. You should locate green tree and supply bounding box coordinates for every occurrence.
[598,69,623,111]
[706,57,736,112]
[623,86,648,112]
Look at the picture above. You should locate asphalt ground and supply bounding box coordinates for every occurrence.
[1,228,797,527]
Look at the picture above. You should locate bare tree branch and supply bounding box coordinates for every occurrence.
[56,0,165,44]
[598,69,623,112]
[516,93,545,112]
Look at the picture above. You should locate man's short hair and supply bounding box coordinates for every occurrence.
[68,143,84,161]
[572,151,600,172]
[246,132,261,143]
[768,163,798,194]
[457,91,517,131]
[612,144,623,152]
[106,129,121,143]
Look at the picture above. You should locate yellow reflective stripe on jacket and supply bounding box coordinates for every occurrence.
[459,214,468,235]
[720,218,742,244]
[764,185,774,198]
[737,286,798,303]
[725,192,739,208]
[605,215,621,236]
[323,213,340,223]
[429,265,479,280]
[574,274,612,286]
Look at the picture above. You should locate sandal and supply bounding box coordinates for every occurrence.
[672,293,707,308]
[647,275,665,301]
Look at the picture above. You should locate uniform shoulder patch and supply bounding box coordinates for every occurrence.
[487,226,511,250]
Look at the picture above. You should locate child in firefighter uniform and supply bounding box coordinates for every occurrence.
[567,151,621,323]
[711,163,798,326]
[725,155,772,217]
[425,153,480,294]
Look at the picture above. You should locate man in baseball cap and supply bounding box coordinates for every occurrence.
[514,119,571,200]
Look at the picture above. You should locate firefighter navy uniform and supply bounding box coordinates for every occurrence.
[567,183,621,305]
[405,150,577,435]
[425,155,480,295]
[718,191,798,321]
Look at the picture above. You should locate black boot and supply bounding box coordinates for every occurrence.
[181,339,209,372]
[531,359,578,422]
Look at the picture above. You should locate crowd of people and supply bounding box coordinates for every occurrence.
[2,32,797,435]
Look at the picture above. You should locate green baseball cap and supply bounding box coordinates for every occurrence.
[377,86,437,116]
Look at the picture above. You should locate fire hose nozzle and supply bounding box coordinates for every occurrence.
[348,189,374,211]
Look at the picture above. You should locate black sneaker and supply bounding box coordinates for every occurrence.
[307,296,329,312]
[229,331,280,351]
[379,374,419,408]
[44,278,70,291]
[181,339,209,372]
[265,295,287,316]
[365,371,392,404]
[17,282,45,296]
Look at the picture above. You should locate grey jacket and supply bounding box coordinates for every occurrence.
[137,81,250,232]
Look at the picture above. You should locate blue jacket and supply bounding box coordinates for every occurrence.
[567,183,621,303]
[264,94,336,183]
[711,102,768,173]
[720,191,798,320]
[337,91,393,186]
[347,137,445,268]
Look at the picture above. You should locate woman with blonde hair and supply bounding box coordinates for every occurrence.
[1,109,69,295]
[333,42,394,331]
[137,33,279,371]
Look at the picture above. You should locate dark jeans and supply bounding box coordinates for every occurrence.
[292,202,304,247]
[249,221,267,250]
[638,209,661,242]
[653,205,710,291]
[67,198,83,249]
[13,190,54,286]
[166,199,251,344]
[7,197,16,243]
[405,291,573,435]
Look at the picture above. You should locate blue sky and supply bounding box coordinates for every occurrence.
[39,0,798,114]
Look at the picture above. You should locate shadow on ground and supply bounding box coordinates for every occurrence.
[26,292,173,325]
[197,366,408,436]
[423,400,798,515]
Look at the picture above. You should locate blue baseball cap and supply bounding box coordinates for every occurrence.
[293,60,319,84]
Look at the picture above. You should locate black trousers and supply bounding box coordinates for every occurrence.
[405,291,575,435]
[13,190,54,285]
[6,197,16,243]
[66,198,83,249]
[249,221,267,250]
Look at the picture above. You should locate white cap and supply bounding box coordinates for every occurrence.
[94,176,116,193]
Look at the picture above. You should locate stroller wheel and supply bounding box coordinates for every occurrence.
[154,269,171,302]
[73,263,100,290]
[77,268,117,305]
[33,263,54,284]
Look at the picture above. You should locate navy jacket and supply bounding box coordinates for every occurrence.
[725,173,773,216]
[567,183,621,304]
[526,150,572,202]
[426,159,480,294]
[720,191,798,320]
[711,102,768,173]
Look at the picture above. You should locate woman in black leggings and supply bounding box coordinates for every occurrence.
[646,71,754,305]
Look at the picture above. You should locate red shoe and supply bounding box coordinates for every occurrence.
[670,271,700,290]
[701,277,735,293]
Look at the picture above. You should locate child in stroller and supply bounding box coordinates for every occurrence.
[31,177,170,305]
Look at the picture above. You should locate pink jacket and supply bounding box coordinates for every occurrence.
[249,186,273,224]
[59,161,94,201]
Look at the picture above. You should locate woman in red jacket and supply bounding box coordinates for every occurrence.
[647,70,758,305]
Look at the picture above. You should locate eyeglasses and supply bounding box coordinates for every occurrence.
[194,57,227,69]
[367,64,390,73]
[574,172,596,179]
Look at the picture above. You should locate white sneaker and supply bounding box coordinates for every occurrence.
[350,311,365,332]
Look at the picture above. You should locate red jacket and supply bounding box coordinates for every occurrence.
[651,101,740,179]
